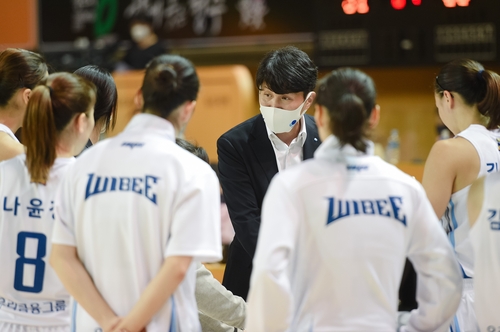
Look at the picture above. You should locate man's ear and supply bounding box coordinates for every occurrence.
[304,91,316,111]
[22,88,32,105]
[369,104,380,129]
[134,89,144,110]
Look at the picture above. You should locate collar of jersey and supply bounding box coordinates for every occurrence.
[314,134,374,161]
[124,113,176,141]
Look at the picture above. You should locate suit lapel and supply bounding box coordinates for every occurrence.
[303,115,321,160]
[249,115,279,183]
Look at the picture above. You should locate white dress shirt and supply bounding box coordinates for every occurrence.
[265,116,307,172]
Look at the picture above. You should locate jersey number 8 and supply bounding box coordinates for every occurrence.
[14,232,46,293]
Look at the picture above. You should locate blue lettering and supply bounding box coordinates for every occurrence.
[326,198,350,225]
[362,200,375,214]
[119,177,130,191]
[85,174,108,199]
[110,178,117,191]
[325,196,407,227]
[488,209,498,222]
[352,201,359,215]
[132,177,143,194]
[376,199,391,218]
[389,196,406,226]
[85,174,158,204]
[145,175,158,204]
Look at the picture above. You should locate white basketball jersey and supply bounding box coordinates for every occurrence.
[52,114,222,332]
[248,135,461,332]
[441,124,500,277]
[470,172,500,330]
[0,154,74,327]
[0,123,19,142]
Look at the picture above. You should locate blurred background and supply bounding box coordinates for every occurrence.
[1,0,500,180]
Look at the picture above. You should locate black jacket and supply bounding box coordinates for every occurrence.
[217,114,321,299]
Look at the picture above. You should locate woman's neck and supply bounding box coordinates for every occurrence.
[453,106,485,134]
[0,107,22,133]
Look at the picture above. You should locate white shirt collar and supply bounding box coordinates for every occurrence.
[315,135,374,162]
[124,113,176,142]
[265,115,307,148]
[0,123,19,143]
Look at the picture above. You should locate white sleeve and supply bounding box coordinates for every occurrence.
[246,175,299,332]
[52,165,77,246]
[195,262,246,329]
[165,168,222,262]
[405,186,462,332]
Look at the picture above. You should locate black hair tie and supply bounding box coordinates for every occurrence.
[48,86,54,96]
[477,70,485,81]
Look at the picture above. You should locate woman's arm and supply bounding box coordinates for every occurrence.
[50,244,120,331]
[111,256,193,332]
[422,138,478,219]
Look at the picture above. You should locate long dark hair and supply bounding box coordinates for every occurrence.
[141,54,199,118]
[0,48,47,107]
[435,59,500,129]
[316,68,377,152]
[23,73,96,183]
[74,65,117,132]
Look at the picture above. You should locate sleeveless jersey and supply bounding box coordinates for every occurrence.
[441,124,500,277]
[0,154,74,327]
[0,123,19,142]
[470,172,500,330]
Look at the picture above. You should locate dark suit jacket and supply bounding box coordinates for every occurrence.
[217,114,321,299]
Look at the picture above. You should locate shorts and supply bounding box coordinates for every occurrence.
[0,322,69,332]
[450,279,479,332]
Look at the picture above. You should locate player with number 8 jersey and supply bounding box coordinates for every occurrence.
[0,72,96,331]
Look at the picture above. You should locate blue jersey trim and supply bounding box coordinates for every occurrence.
[169,296,177,332]
[71,300,77,332]
[449,200,472,278]
[449,199,458,248]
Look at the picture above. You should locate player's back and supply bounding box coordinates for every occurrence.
[0,154,73,327]
[470,172,500,329]
[56,114,221,330]
[276,152,456,330]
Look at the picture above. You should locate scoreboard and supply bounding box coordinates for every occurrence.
[314,0,499,66]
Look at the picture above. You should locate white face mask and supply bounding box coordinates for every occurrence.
[130,24,151,43]
[259,92,312,133]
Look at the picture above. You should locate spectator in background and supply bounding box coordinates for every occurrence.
[0,48,47,161]
[116,13,166,71]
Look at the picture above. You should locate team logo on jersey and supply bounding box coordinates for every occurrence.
[122,142,144,149]
[497,138,500,151]
[85,173,159,204]
[347,164,368,171]
[326,196,407,226]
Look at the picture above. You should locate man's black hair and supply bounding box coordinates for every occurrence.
[256,46,318,97]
